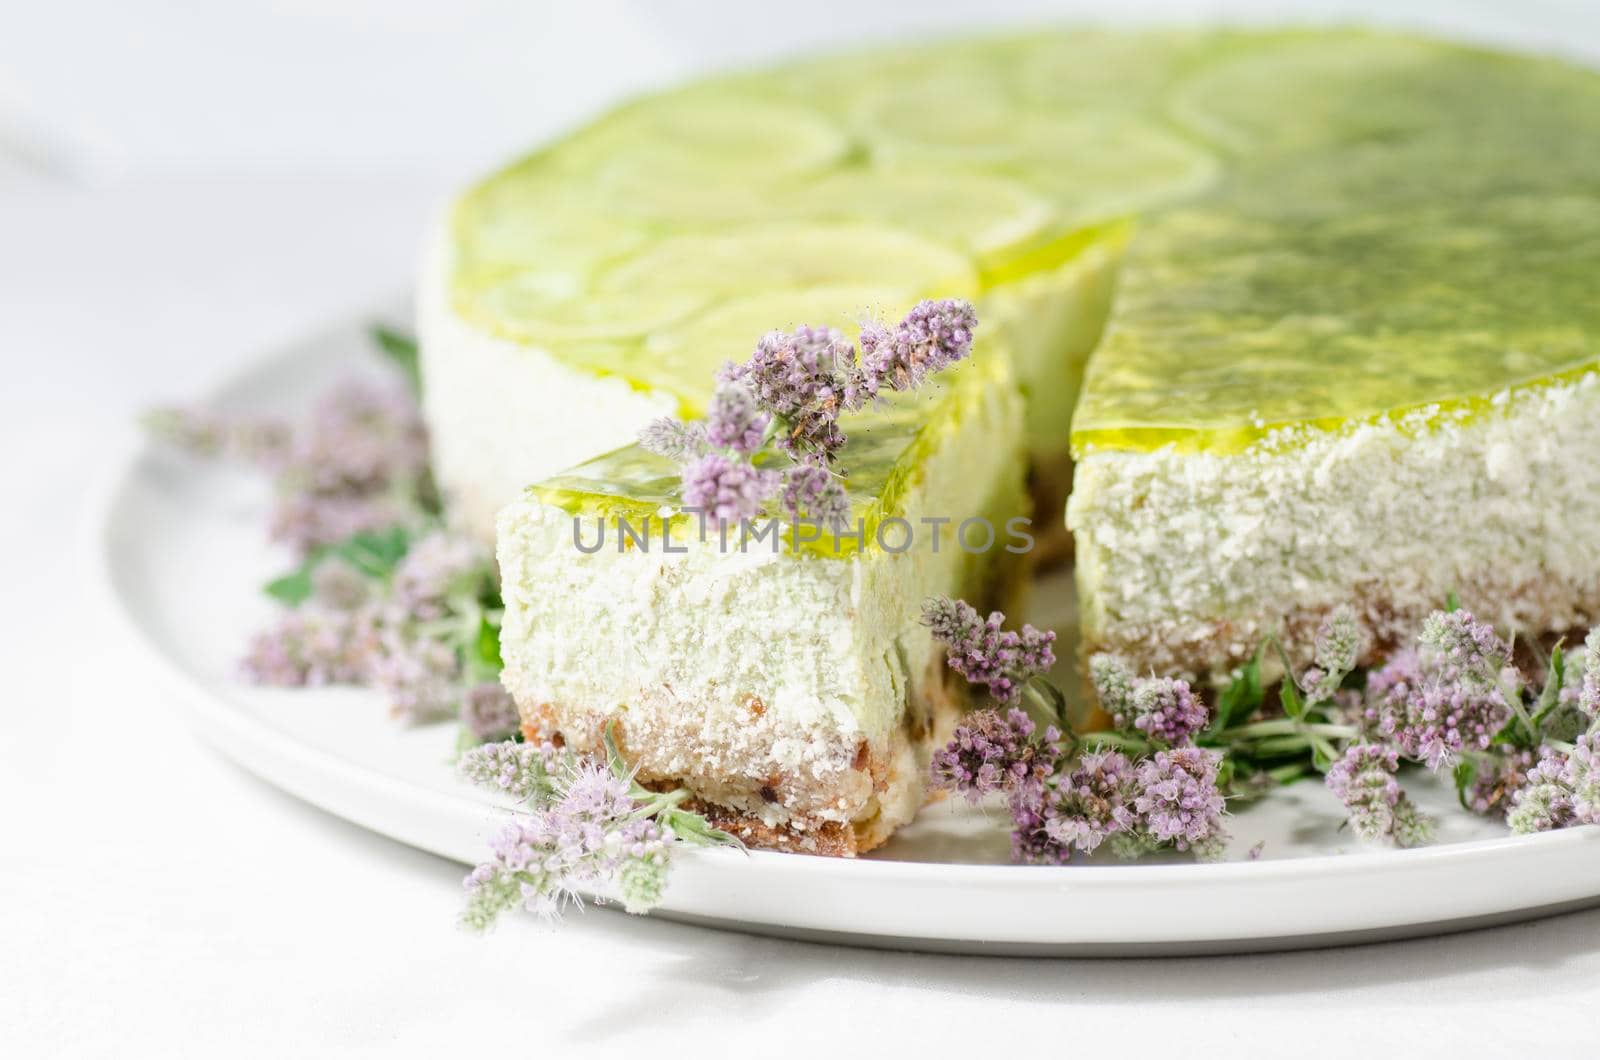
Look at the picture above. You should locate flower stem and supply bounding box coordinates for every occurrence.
[1078,730,1150,753]
[632,788,690,820]
[1218,718,1358,741]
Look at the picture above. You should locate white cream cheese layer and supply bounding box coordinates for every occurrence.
[1069,371,1600,676]
[417,221,676,541]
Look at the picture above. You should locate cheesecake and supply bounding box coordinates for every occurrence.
[496,353,1026,853]
[420,28,1600,849]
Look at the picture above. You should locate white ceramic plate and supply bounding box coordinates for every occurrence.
[88,309,1600,955]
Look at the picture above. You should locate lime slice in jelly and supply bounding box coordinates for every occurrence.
[595,223,980,303]
[641,284,919,400]
[777,169,1058,273]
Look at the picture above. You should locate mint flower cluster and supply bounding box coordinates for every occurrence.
[146,375,431,555]
[240,527,506,727]
[457,731,739,931]
[1195,603,1597,846]
[1322,743,1433,846]
[638,299,978,527]
[1324,608,1600,842]
[930,596,1600,860]
[146,329,516,743]
[922,596,1055,705]
[926,601,1230,862]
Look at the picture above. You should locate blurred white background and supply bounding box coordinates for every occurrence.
[3,0,1598,183]
[4,2,1599,1057]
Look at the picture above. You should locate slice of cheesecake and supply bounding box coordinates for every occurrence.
[496,352,1025,853]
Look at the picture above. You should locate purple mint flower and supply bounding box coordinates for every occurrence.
[459,739,558,801]
[859,298,978,394]
[1581,628,1600,719]
[1373,667,1510,771]
[1465,746,1537,818]
[720,325,862,459]
[148,375,430,559]
[723,325,861,417]
[1362,648,1423,719]
[638,416,708,461]
[466,814,573,926]
[1088,653,1136,718]
[464,756,675,926]
[1324,743,1432,845]
[1305,605,1365,699]
[1419,609,1507,683]
[310,558,371,610]
[1564,733,1600,825]
[780,461,850,530]
[268,492,409,554]
[1118,677,1208,746]
[1044,750,1137,855]
[680,452,780,523]
[929,708,1060,803]
[1507,745,1577,833]
[459,861,531,932]
[1132,747,1228,854]
[288,378,429,495]
[554,759,637,831]
[703,383,770,454]
[143,406,291,465]
[463,682,520,742]
[921,596,1056,705]
[370,629,461,723]
[1007,784,1064,864]
[538,760,672,912]
[391,530,489,621]
[241,607,378,686]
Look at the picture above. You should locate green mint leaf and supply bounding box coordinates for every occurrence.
[1540,703,1591,744]
[371,324,421,394]
[1264,761,1313,786]
[602,720,631,781]
[474,615,503,673]
[264,567,316,606]
[1452,758,1478,811]
[1027,676,1069,728]
[334,525,413,578]
[661,808,745,850]
[1489,716,1539,749]
[1270,639,1307,720]
[1531,641,1566,725]
[1207,645,1265,738]
[259,524,413,603]
[1279,681,1306,721]
[1445,590,1461,613]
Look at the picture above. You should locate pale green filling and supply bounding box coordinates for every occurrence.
[453,27,1600,504]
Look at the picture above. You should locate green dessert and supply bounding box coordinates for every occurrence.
[419,28,1600,850]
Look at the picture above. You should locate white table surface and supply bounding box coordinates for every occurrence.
[4,2,1599,1055]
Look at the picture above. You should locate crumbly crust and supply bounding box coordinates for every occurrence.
[518,646,968,856]
[1082,572,1600,684]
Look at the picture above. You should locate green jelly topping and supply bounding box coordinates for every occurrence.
[455,27,1600,488]
[529,351,1015,558]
